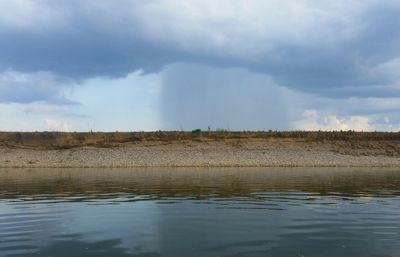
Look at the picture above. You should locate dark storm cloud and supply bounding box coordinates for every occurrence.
[0,69,75,104]
[1,0,400,100]
[0,29,188,79]
[245,2,400,96]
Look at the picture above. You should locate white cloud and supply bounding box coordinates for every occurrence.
[45,119,72,132]
[294,109,372,131]
[0,101,86,131]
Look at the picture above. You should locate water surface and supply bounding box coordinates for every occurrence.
[1,168,400,257]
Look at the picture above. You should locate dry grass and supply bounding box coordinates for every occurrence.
[0,131,399,151]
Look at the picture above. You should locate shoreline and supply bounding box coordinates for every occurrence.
[1,132,400,167]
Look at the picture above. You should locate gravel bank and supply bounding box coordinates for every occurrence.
[1,138,399,167]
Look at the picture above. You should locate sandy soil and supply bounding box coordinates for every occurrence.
[1,136,399,167]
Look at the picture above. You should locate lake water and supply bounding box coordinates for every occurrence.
[0,168,400,257]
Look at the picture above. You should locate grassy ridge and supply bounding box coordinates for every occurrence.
[0,131,399,150]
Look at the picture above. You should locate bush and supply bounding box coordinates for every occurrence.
[192,129,202,133]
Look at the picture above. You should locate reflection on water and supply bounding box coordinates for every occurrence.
[0,168,400,257]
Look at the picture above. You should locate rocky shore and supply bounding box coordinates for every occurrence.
[1,132,399,167]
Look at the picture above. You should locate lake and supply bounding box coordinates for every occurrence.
[0,168,399,257]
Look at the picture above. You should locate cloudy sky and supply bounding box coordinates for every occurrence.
[1,0,400,131]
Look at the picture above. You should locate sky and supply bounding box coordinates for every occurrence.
[1,0,400,131]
